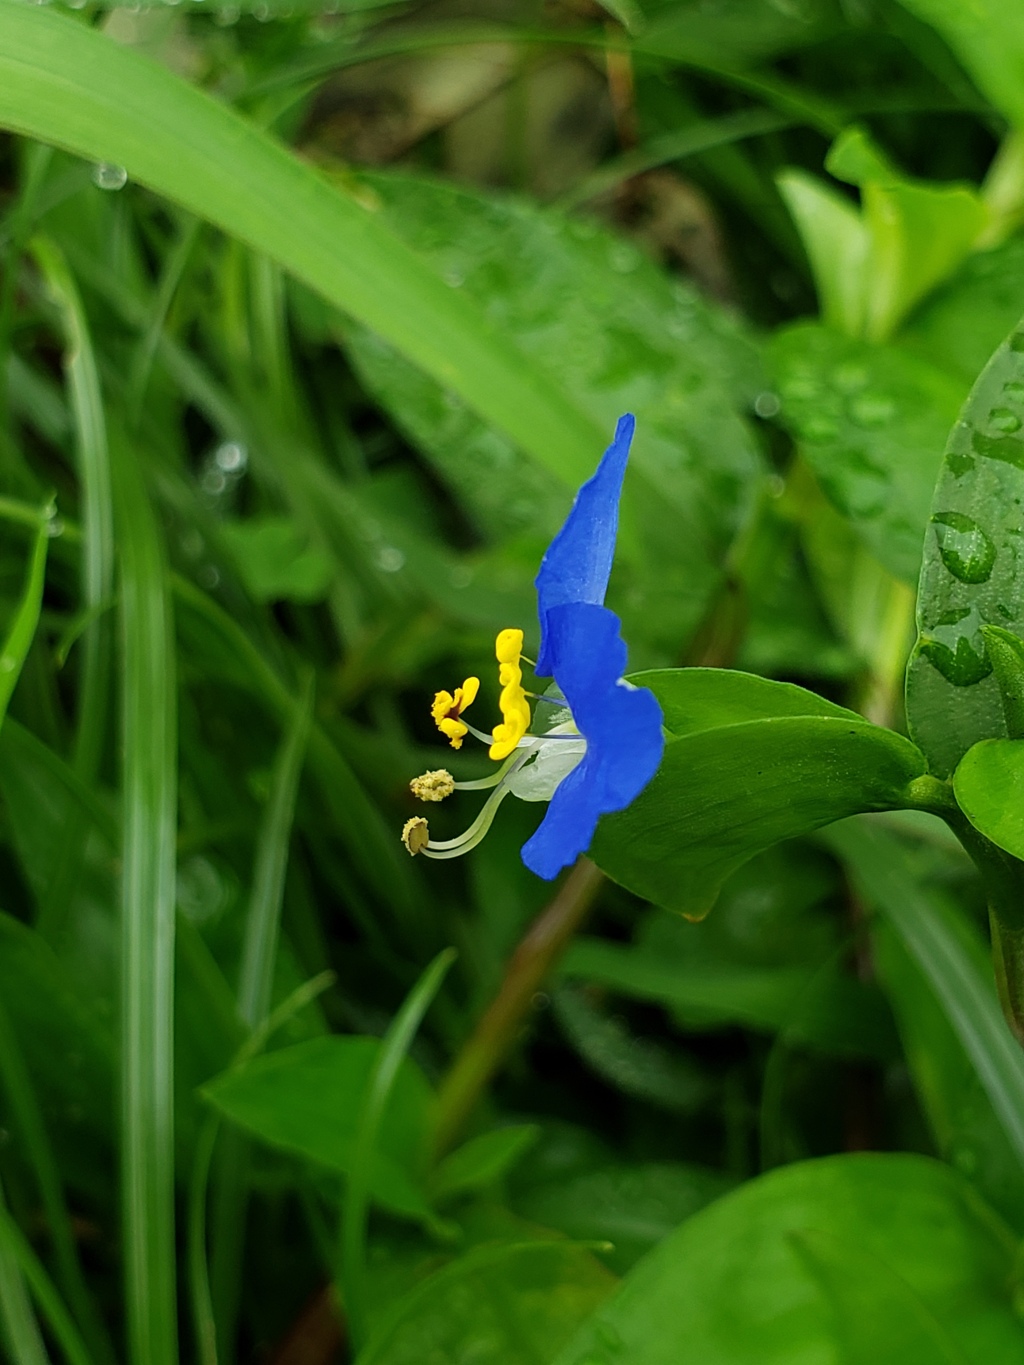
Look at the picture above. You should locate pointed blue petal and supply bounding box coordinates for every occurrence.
[521,602,663,879]
[534,414,634,676]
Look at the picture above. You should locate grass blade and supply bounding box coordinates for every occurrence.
[237,670,315,1029]
[0,1183,49,1365]
[30,238,113,784]
[0,1180,93,1365]
[827,817,1024,1172]
[209,671,314,1360]
[0,993,113,1364]
[0,0,606,489]
[0,509,51,730]
[113,430,178,1365]
[341,947,457,1351]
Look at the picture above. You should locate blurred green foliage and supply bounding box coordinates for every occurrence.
[4,0,1024,1361]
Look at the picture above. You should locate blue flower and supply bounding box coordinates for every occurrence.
[403,414,664,879]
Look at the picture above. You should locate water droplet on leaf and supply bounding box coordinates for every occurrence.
[988,407,1022,434]
[92,162,128,191]
[931,511,996,583]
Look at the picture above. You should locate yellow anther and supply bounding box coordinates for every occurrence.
[401,816,430,855]
[410,769,455,802]
[431,676,479,749]
[489,627,531,761]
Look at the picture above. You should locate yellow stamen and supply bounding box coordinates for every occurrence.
[431,676,479,750]
[401,816,430,855]
[410,769,455,802]
[489,627,531,761]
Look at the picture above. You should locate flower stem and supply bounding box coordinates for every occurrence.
[430,857,605,1157]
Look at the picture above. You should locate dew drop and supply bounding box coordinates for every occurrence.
[931,511,996,583]
[1004,381,1024,403]
[215,440,247,472]
[831,362,868,393]
[848,392,895,427]
[0,655,16,674]
[801,415,839,442]
[609,244,638,273]
[754,390,780,419]
[988,407,1022,434]
[919,635,992,687]
[375,545,405,573]
[92,162,128,192]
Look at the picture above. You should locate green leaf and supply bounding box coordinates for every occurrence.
[893,0,1024,130]
[590,669,927,919]
[872,903,1024,1228]
[905,317,1024,777]
[553,1155,1024,1365]
[431,1126,540,1203]
[771,323,962,581]
[220,518,332,604]
[113,430,178,1365]
[513,1161,733,1274]
[776,170,869,335]
[825,127,988,341]
[953,738,1024,859]
[339,172,764,659]
[0,514,51,731]
[898,236,1024,387]
[826,819,1024,1177]
[790,1228,970,1365]
[355,1241,615,1365]
[552,985,714,1109]
[0,0,606,487]
[201,1037,434,1218]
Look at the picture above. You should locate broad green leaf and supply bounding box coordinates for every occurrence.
[0,0,606,489]
[552,985,714,1110]
[431,1126,540,1203]
[894,0,1024,130]
[220,517,332,604]
[771,323,962,581]
[201,1037,433,1218]
[339,173,764,659]
[553,1155,1024,1365]
[561,940,897,1060]
[776,170,869,335]
[0,912,113,1203]
[590,669,927,919]
[513,1161,734,1274]
[355,1241,615,1365]
[905,317,1024,777]
[791,1228,970,1365]
[825,127,988,342]
[953,738,1024,859]
[898,236,1024,387]
[827,819,1024,1176]
[872,906,1024,1229]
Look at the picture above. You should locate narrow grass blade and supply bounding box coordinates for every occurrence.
[210,671,314,1359]
[0,993,114,1363]
[0,1181,93,1365]
[827,818,1024,1172]
[341,947,457,1350]
[559,108,791,208]
[30,238,115,946]
[0,508,51,729]
[30,238,114,784]
[238,670,314,1028]
[114,431,178,1365]
[0,1,607,489]
[0,1182,49,1365]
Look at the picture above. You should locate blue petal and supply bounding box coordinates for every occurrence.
[521,602,664,879]
[534,414,634,676]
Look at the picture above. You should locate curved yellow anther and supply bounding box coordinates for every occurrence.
[489,628,531,761]
[431,676,479,749]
